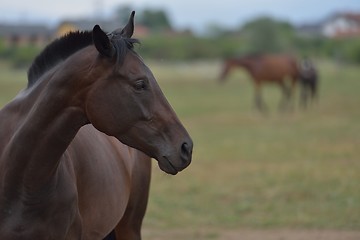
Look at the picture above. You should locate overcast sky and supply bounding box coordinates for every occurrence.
[1,0,359,32]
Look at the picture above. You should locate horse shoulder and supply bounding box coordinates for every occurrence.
[67,125,149,237]
[0,152,80,239]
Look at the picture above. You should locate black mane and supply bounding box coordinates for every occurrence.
[27,31,93,87]
[27,30,139,88]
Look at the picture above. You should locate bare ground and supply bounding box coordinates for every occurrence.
[143,228,360,240]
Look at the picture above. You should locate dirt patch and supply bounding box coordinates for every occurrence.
[143,228,360,240]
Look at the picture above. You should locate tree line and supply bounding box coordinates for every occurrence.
[1,6,360,68]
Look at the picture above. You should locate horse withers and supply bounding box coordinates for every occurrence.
[0,11,192,240]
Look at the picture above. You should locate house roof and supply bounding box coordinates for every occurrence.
[338,13,360,23]
[326,12,360,24]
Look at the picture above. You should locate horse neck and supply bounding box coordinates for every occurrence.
[225,58,255,73]
[221,59,242,80]
[235,58,254,69]
[0,50,95,196]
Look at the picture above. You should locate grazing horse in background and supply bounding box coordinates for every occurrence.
[298,57,319,108]
[219,54,300,112]
[0,11,193,240]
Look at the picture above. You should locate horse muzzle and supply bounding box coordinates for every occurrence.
[157,138,193,175]
[116,126,193,175]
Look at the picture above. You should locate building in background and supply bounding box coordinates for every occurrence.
[0,24,52,47]
[322,12,360,38]
[298,12,360,38]
[56,19,149,38]
[0,17,150,48]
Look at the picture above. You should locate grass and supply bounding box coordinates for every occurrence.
[0,59,359,233]
[145,59,360,231]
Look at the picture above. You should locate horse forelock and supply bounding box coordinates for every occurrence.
[110,37,140,66]
[27,30,139,88]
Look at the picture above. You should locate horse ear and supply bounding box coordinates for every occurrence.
[120,11,135,38]
[93,25,115,58]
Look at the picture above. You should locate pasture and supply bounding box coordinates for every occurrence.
[0,59,359,239]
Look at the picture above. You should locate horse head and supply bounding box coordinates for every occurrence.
[85,12,193,175]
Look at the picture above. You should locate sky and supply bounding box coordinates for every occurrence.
[1,0,360,32]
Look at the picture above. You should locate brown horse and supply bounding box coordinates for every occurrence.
[0,11,193,240]
[219,54,300,112]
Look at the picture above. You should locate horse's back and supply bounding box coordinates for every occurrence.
[258,55,298,81]
[67,125,151,238]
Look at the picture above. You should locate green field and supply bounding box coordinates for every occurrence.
[1,59,359,237]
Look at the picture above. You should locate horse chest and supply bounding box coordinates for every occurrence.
[0,196,79,239]
[0,169,80,239]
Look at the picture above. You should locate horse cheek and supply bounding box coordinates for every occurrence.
[85,85,125,136]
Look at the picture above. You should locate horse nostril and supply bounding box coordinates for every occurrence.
[180,140,193,163]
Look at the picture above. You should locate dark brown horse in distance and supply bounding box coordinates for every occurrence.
[0,12,192,240]
[298,57,319,108]
[219,54,300,112]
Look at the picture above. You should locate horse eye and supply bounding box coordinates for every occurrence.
[134,80,147,91]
